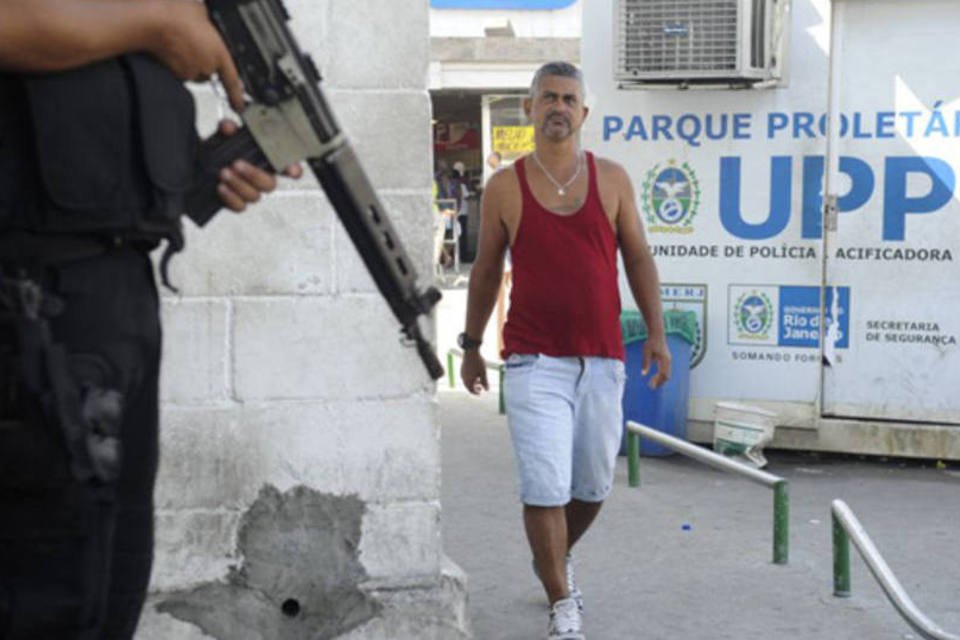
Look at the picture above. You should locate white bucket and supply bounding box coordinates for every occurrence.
[713,402,779,468]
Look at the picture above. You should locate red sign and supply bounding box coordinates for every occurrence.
[434,122,480,152]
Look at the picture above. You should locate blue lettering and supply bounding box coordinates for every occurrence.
[768,112,789,139]
[819,113,849,137]
[625,116,648,141]
[705,114,729,140]
[603,116,624,141]
[793,112,816,139]
[719,156,792,239]
[900,111,922,137]
[801,156,875,239]
[852,112,873,139]
[838,157,875,212]
[876,112,896,139]
[923,103,949,137]
[676,114,703,147]
[802,157,824,239]
[652,115,674,141]
[883,157,956,240]
[733,113,752,139]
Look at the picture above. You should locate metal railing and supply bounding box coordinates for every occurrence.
[446,348,505,414]
[626,421,790,565]
[831,500,959,640]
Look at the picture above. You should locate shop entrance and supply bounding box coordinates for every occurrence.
[432,90,483,268]
[431,90,532,269]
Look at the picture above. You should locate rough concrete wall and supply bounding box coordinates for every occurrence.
[136,1,468,638]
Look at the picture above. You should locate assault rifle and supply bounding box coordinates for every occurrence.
[184,0,444,380]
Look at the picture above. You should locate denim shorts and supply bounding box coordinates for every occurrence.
[503,353,627,507]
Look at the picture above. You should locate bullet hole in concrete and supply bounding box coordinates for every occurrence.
[281,598,300,617]
[157,485,380,639]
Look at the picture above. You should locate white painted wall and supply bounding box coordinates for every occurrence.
[582,0,960,450]
[139,0,467,637]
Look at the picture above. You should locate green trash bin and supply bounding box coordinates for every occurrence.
[619,309,697,456]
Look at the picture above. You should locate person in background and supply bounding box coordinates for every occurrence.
[451,160,472,249]
[459,61,671,639]
[487,150,503,173]
[435,162,460,268]
[453,160,473,264]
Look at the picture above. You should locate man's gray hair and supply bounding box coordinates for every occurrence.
[529,61,585,99]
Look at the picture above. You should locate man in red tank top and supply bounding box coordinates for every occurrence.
[460,62,672,639]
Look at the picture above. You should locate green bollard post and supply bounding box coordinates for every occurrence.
[833,512,851,597]
[498,364,506,415]
[447,351,455,388]
[628,431,640,487]
[773,481,789,565]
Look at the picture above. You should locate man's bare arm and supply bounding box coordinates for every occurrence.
[0,0,244,110]
[615,165,663,334]
[460,169,511,391]
[613,161,672,386]
[464,170,511,342]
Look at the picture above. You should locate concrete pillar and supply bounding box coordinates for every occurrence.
[138,1,469,637]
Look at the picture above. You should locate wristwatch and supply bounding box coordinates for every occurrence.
[457,332,482,350]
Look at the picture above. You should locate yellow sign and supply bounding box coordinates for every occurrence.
[492,126,535,155]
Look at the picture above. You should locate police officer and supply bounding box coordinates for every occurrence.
[0,1,301,637]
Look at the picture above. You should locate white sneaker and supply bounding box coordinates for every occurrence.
[565,554,584,612]
[533,554,584,612]
[547,597,585,640]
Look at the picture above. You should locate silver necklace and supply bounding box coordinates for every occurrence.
[532,151,582,196]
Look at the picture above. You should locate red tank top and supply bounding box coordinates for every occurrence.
[502,152,624,361]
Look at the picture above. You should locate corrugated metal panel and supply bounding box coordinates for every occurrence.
[617,0,741,78]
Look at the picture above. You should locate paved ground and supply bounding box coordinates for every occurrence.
[438,390,960,640]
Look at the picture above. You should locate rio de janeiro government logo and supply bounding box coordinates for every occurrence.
[641,160,700,234]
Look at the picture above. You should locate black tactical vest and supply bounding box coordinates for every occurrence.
[0,54,198,248]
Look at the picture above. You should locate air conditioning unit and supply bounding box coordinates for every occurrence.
[615,0,790,88]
